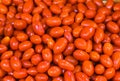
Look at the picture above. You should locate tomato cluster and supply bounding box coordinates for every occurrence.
[0,0,120,81]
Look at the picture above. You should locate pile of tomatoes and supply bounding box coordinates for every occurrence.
[0,0,120,81]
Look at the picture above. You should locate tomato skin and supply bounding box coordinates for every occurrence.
[48,66,61,77]
[82,60,94,76]
[73,50,89,61]
[58,60,74,71]
[112,52,120,70]
[13,69,27,79]
[75,72,90,81]
[37,61,50,73]
[53,37,68,54]
[80,26,95,40]
[10,56,22,71]
[64,71,75,81]
[100,55,113,68]
[106,21,119,34]
[104,67,115,80]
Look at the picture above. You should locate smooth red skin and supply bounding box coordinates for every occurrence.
[1,36,10,46]
[112,52,120,70]
[26,25,35,37]
[0,68,6,77]
[6,12,14,22]
[86,1,97,10]
[19,41,32,51]
[14,19,27,30]
[113,72,120,81]
[98,7,111,16]
[0,59,12,72]
[48,66,61,77]
[102,34,111,43]
[106,21,119,34]
[35,44,43,53]
[13,69,27,79]
[23,0,33,13]
[4,24,14,37]
[86,40,92,53]
[2,76,15,81]
[46,17,61,27]
[75,72,89,81]
[93,43,102,53]
[0,4,8,14]
[90,51,100,62]
[93,0,104,7]
[10,56,22,71]
[78,3,87,13]
[37,61,50,73]
[63,43,75,56]
[27,67,38,76]
[42,34,55,49]
[82,60,94,76]
[42,8,52,18]
[105,16,112,23]
[14,50,22,59]
[95,76,107,81]
[75,12,84,23]
[42,48,52,62]
[22,48,34,60]
[53,54,63,64]
[32,21,45,36]
[113,3,120,11]
[30,35,42,44]
[64,31,73,43]
[50,4,61,14]
[0,44,7,53]
[53,37,68,54]
[21,13,32,24]
[113,37,120,47]
[65,56,78,65]
[104,67,115,80]
[49,27,64,38]
[95,64,105,74]
[31,54,42,65]
[35,73,48,81]
[103,43,113,56]
[112,11,120,21]
[105,0,113,9]
[22,60,33,68]
[25,76,35,81]
[94,27,104,43]
[32,6,42,14]
[112,33,119,40]
[16,33,28,42]
[72,26,83,38]
[81,20,98,28]
[1,0,12,5]
[58,60,74,71]
[53,76,63,81]
[32,13,41,23]
[73,50,89,61]
[100,55,113,68]
[74,38,87,50]
[80,26,95,40]
[10,37,18,50]
[73,65,81,73]
[64,71,75,81]
[85,10,96,19]
[62,16,74,25]
[15,13,21,19]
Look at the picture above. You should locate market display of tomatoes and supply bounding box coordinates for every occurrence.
[0,0,120,81]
